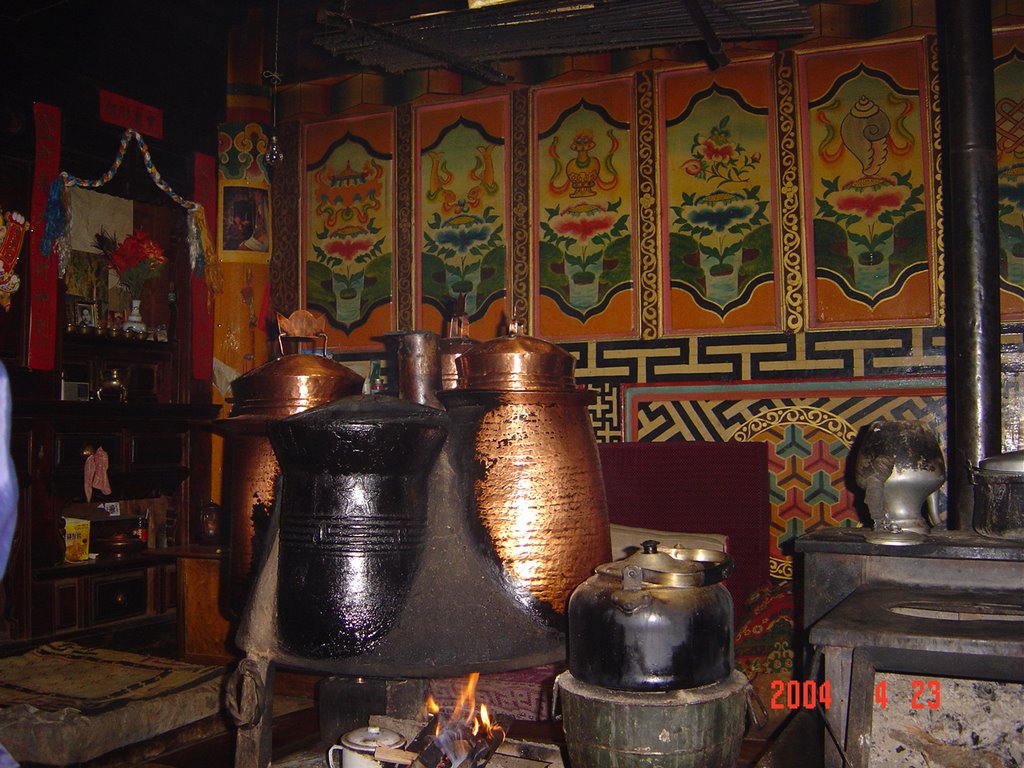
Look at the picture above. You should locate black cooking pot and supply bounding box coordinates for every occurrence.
[971,449,1024,541]
[567,540,735,691]
[268,395,448,658]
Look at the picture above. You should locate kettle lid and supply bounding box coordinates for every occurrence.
[595,540,735,588]
[340,725,405,752]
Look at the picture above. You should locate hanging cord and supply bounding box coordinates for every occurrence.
[262,0,284,166]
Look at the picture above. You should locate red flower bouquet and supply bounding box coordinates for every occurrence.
[107,229,167,299]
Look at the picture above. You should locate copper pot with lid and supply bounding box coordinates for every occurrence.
[438,329,610,623]
[213,322,364,614]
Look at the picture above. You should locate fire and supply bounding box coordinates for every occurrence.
[422,673,507,768]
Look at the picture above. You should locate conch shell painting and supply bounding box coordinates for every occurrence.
[840,96,891,177]
[808,60,930,313]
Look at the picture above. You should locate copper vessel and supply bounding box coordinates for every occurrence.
[378,331,442,408]
[439,331,611,620]
[439,305,477,391]
[213,347,364,614]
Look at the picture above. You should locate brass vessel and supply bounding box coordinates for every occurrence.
[440,331,611,620]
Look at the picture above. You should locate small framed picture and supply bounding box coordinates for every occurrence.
[75,301,98,328]
[108,309,125,327]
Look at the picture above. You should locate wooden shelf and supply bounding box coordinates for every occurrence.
[34,552,176,580]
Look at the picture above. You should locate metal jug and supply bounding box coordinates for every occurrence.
[213,333,364,614]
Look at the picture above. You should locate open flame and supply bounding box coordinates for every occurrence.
[423,673,506,768]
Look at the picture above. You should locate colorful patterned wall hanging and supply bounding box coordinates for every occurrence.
[303,111,395,347]
[659,58,781,334]
[218,121,276,185]
[191,151,217,381]
[42,127,220,289]
[0,207,28,310]
[994,30,1024,320]
[621,376,947,580]
[414,95,510,337]
[534,77,636,340]
[796,39,938,328]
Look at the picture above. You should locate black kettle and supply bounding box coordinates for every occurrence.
[566,540,735,691]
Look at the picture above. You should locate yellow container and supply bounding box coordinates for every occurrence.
[63,517,91,562]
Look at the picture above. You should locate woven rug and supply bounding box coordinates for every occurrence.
[0,641,223,715]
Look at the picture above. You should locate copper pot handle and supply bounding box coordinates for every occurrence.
[277,331,328,356]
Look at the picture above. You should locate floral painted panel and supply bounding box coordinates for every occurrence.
[415,95,509,337]
[534,77,635,339]
[798,40,937,327]
[660,59,779,333]
[303,112,394,348]
[994,30,1024,320]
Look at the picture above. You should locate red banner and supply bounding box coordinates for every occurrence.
[191,152,216,382]
[98,90,164,139]
[27,102,61,371]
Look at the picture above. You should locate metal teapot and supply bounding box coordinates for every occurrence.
[567,541,735,691]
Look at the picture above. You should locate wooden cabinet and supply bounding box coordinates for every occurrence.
[3,399,219,647]
[171,546,235,664]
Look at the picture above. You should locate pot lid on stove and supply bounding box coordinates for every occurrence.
[340,725,405,752]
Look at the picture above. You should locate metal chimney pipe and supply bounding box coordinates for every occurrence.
[937,0,1002,529]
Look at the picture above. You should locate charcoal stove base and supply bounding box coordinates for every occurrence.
[555,670,750,768]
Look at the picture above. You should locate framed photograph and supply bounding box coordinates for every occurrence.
[75,301,98,328]
[218,183,271,261]
[108,309,125,327]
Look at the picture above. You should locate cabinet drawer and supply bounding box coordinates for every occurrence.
[91,571,148,624]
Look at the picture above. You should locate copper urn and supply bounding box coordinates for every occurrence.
[439,330,611,622]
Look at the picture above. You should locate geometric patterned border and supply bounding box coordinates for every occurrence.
[510,87,532,333]
[926,35,946,327]
[567,325,1023,442]
[395,103,414,331]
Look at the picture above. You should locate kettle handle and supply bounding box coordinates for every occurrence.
[925,490,942,529]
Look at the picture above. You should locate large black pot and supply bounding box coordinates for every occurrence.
[971,449,1024,541]
[567,541,735,691]
[268,395,447,658]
